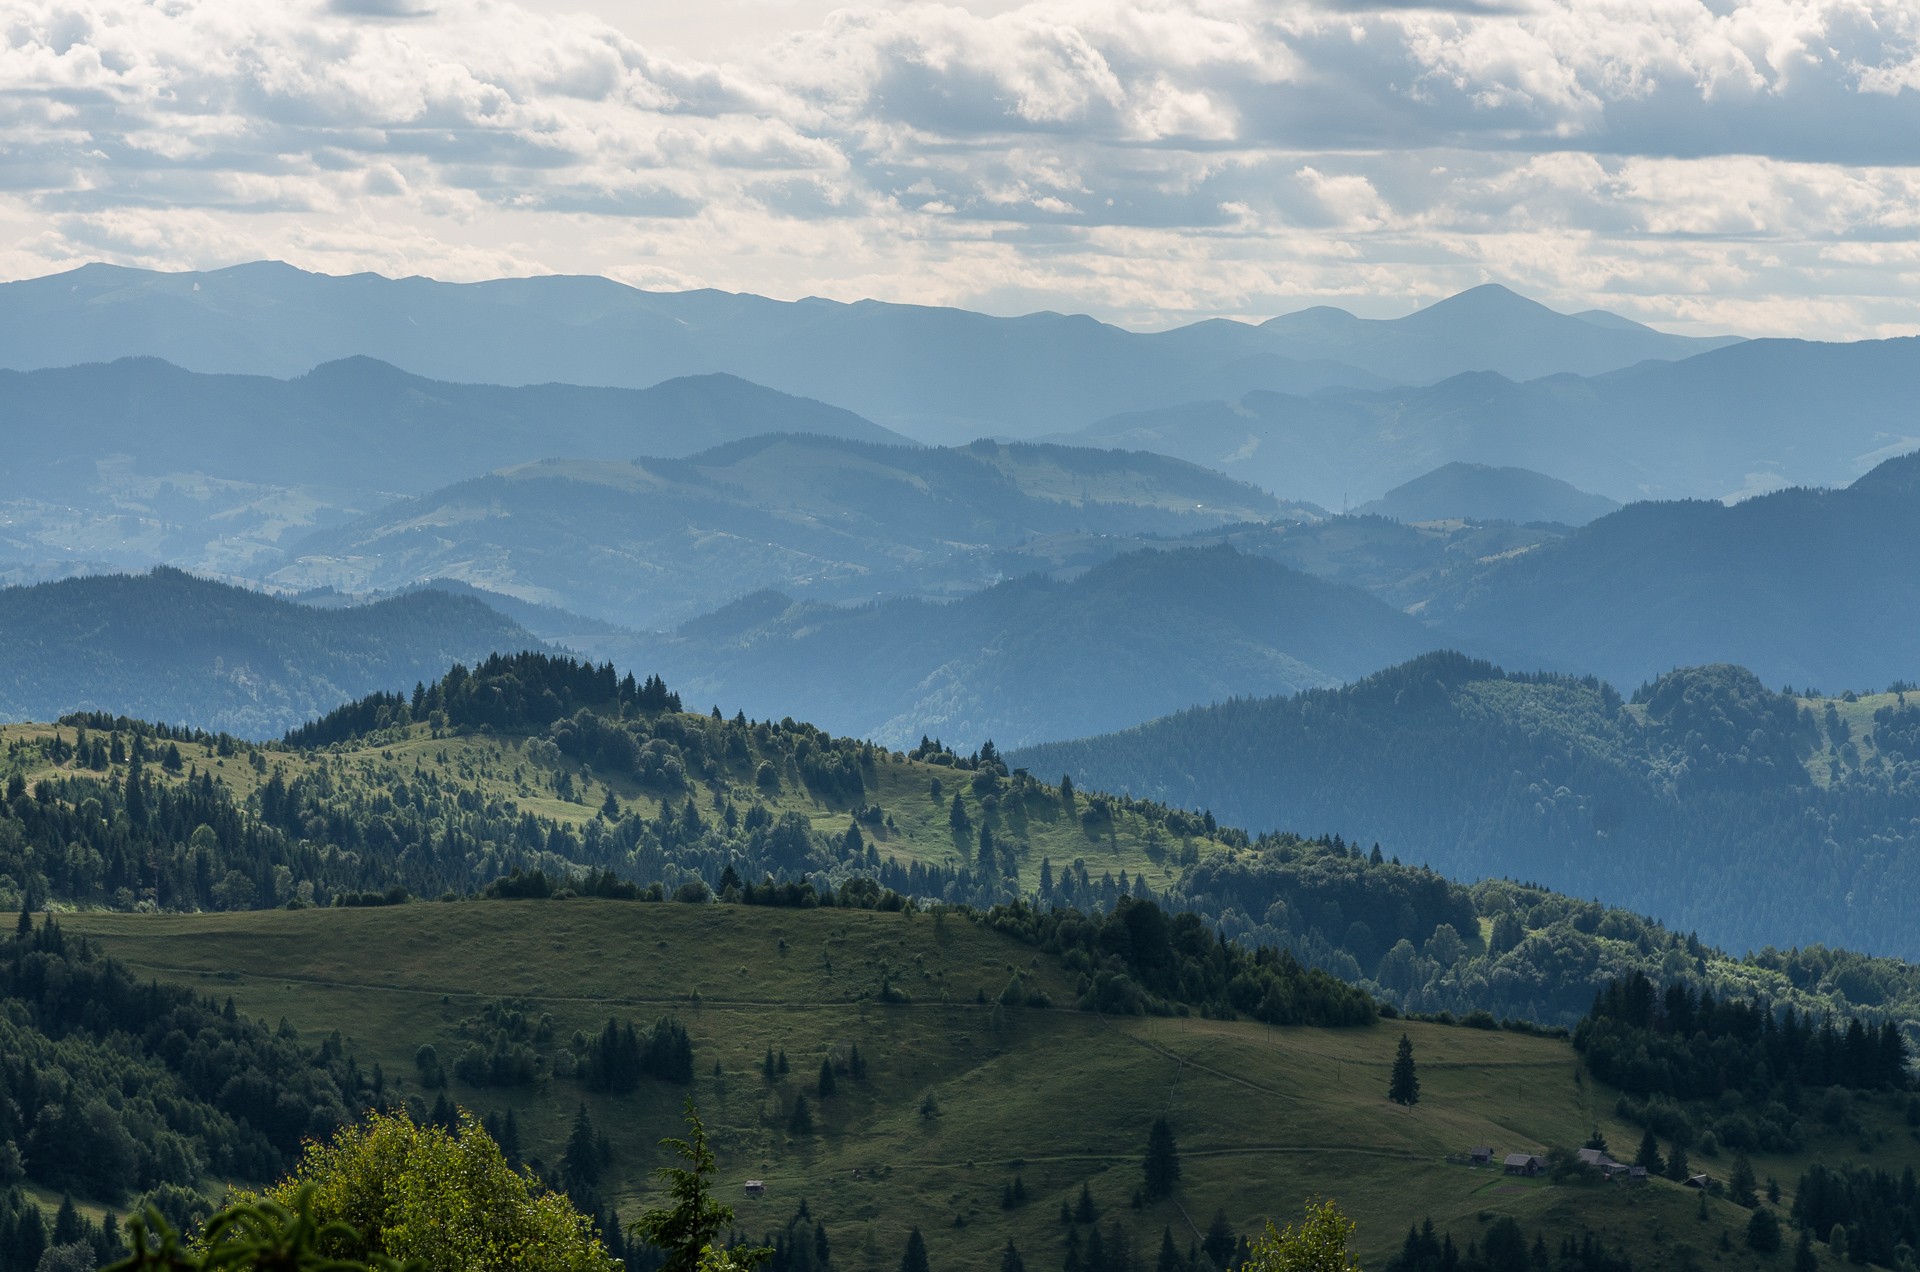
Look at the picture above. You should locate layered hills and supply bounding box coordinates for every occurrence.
[270,437,1286,628]
[0,568,546,738]
[1012,652,1920,959]
[1069,337,1920,505]
[0,357,906,575]
[625,546,1441,747]
[1,650,1915,1269]
[1418,450,1920,693]
[0,263,1736,442]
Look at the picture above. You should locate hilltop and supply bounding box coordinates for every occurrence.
[1356,463,1620,527]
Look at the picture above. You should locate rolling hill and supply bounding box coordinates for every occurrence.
[269,438,1289,629]
[1422,449,1920,693]
[0,567,547,738]
[1011,652,1920,960]
[0,263,1736,443]
[49,899,1875,1272]
[1356,463,1621,527]
[621,546,1442,748]
[1066,338,1920,506]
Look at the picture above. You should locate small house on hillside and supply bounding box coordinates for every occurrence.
[1470,1147,1494,1165]
[744,1180,766,1195]
[1627,1167,1649,1183]
[1577,1148,1632,1179]
[1685,1174,1711,1190]
[1504,1153,1545,1177]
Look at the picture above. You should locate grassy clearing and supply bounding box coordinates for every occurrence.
[55,903,1899,1271]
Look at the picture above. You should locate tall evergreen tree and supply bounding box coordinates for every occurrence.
[1389,1033,1421,1107]
[1001,1239,1027,1272]
[818,1057,837,1098]
[900,1227,930,1272]
[563,1104,601,1192]
[1634,1129,1664,1174]
[1202,1210,1236,1269]
[1143,1117,1181,1201]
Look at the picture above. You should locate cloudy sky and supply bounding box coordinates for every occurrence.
[2,0,1917,336]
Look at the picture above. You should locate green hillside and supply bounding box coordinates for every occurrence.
[1012,653,1920,961]
[49,900,1887,1272]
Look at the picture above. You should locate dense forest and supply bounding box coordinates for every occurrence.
[1012,652,1920,958]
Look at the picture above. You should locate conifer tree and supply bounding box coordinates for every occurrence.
[1634,1129,1664,1174]
[1075,1182,1098,1224]
[1729,1154,1758,1208]
[1143,1117,1181,1200]
[1001,1239,1026,1272]
[817,1058,837,1098]
[1389,1033,1420,1107]
[899,1227,930,1272]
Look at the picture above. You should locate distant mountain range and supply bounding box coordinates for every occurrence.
[0,356,906,575]
[1067,337,1920,505]
[0,263,1737,443]
[0,568,546,738]
[1356,463,1620,526]
[1010,652,1920,958]
[271,436,1287,629]
[621,546,1441,747]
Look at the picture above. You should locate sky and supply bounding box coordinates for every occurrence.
[1,0,1918,336]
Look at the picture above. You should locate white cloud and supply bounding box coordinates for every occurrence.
[0,0,1915,337]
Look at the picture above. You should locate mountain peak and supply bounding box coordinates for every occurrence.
[1402,283,1559,327]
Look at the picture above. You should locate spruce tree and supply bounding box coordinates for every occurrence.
[900,1227,930,1272]
[1075,1182,1098,1224]
[1143,1117,1181,1200]
[1202,1210,1236,1269]
[818,1058,837,1098]
[563,1104,601,1192]
[1156,1227,1181,1272]
[789,1093,813,1135]
[1001,1239,1026,1272]
[1729,1154,1758,1208]
[1389,1033,1420,1107]
[1634,1128,1664,1174]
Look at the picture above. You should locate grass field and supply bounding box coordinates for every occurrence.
[54,902,1902,1272]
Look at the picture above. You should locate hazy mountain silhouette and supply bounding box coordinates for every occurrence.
[0,263,1735,442]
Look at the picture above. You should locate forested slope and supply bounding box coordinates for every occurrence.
[1012,653,1920,958]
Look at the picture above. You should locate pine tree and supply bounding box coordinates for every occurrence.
[1729,1154,1758,1208]
[1202,1210,1236,1269]
[1634,1128,1664,1174]
[1075,1182,1098,1224]
[1143,1117,1181,1200]
[1389,1033,1420,1107]
[900,1227,930,1272]
[563,1103,601,1192]
[818,1057,837,1098]
[777,1049,790,1076]
[764,1046,778,1082]
[788,1092,813,1135]
[1668,1144,1691,1182]
[1156,1227,1181,1272]
[1001,1239,1027,1272]
[1794,1229,1818,1272]
[849,1043,867,1082]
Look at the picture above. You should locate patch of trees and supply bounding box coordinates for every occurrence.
[985,896,1377,1026]
[1576,972,1909,1101]
[580,1017,694,1089]
[1386,1217,1633,1272]
[1792,1163,1920,1268]
[0,913,364,1204]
